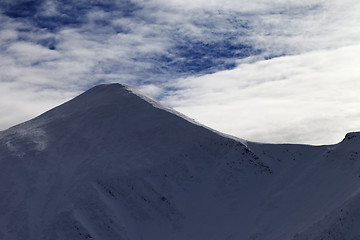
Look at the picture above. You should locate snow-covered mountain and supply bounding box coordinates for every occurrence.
[0,83,360,240]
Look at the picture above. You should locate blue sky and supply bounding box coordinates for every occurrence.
[0,0,360,144]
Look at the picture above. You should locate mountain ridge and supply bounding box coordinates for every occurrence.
[0,83,360,240]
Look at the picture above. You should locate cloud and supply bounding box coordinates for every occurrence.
[163,45,360,145]
[0,81,78,130]
[0,0,359,144]
[138,84,164,98]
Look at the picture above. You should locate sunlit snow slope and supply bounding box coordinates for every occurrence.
[0,84,360,240]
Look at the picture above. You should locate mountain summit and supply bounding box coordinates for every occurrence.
[1,84,360,240]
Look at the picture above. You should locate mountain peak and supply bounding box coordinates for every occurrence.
[1,84,360,240]
[2,83,248,158]
[78,83,128,98]
[28,83,158,126]
[60,83,131,109]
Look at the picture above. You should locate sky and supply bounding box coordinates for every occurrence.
[0,0,359,145]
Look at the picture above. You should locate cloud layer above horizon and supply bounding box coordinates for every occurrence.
[1,0,359,144]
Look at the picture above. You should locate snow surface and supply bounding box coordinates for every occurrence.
[0,83,360,240]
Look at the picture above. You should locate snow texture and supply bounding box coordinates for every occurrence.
[0,83,360,240]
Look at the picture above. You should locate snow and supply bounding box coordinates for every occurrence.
[0,83,360,240]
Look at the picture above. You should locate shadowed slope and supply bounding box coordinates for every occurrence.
[0,84,269,240]
[0,84,360,240]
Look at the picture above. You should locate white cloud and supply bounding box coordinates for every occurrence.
[38,0,59,16]
[0,81,78,130]
[6,41,60,65]
[164,45,360,145]
[138,84,164,98]
[0,0,359,145]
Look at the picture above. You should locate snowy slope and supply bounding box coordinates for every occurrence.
[292,191,360,240]
[0,83,360,240]
[246,134,360,240]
